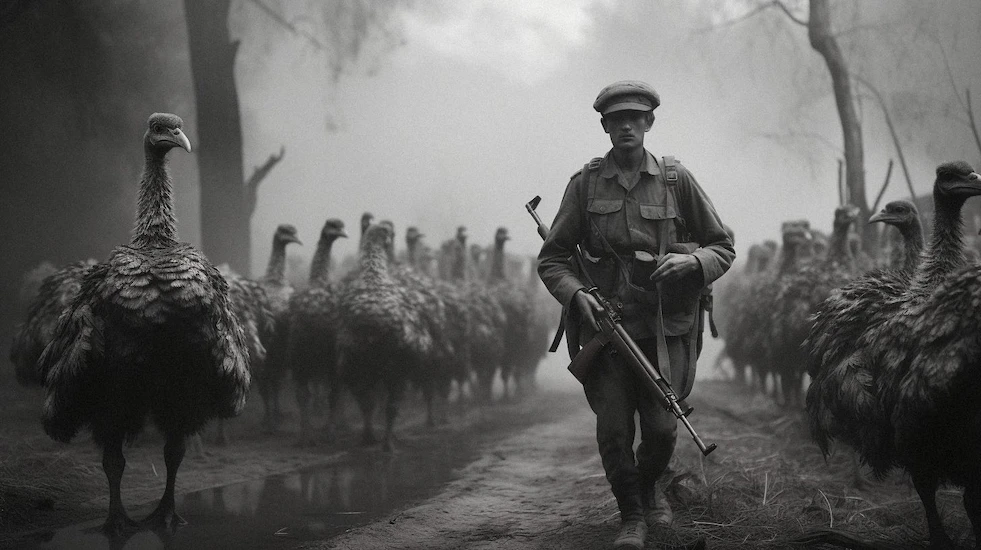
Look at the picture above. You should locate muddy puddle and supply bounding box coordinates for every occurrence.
[19,435,481,550]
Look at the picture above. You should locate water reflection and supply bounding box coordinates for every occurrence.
[24,437,475,550]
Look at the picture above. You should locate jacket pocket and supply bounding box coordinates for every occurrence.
[638,203,677,220]
[587,198,624,215]
[586,198,624,257]
[638,203,679,244]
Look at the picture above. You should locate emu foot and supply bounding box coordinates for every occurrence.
[261,415,280,434]
[214,432,229,447]
[382,433,400,453]
[142,503,187,534]
[102,510,139,537]
[927,530,955,550]
[322,424,338,444]
[295,432,319,448]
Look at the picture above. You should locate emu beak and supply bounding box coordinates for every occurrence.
[174,128,191,153]
[868,212,891,224]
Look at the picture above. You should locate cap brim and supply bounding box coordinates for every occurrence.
[602,102,653,115]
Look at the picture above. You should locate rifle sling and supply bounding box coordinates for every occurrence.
[585,209,679,397]
[548,314,565,353]
[654,219,673,386]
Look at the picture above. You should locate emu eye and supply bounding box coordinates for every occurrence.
[153,124,163,133]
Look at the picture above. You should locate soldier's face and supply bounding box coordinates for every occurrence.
[601,110,652,150]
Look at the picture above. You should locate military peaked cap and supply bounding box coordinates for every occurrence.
[593,80,660,115]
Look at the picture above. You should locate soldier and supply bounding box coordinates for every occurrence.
[538,80,734,549]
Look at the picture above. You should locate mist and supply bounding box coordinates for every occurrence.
[218,0,979,278]
[2,0,980,375]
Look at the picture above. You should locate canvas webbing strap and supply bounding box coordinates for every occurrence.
[654,218,673,385]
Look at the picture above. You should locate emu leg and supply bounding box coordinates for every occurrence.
[102,435,138,536]
[295,381,315,446]
[143,434,188,533]
[436,377,452,425]
[911,471,954,549]
[780,372,800,409]
[382,380,406,452]
[260,378,277,432]
[355,387,377,446]
[215,419,229,446]
[476,369,494,403]
[271,380,283,425]
[421,381,436,428]
[850,452,871,490]
[324,382,345,442]
[963,481,981,548]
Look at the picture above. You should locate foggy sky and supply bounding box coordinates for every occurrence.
[175,0,981,275]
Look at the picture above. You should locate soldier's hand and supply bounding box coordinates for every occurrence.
[574,288,605,332]
[650,253,699,283]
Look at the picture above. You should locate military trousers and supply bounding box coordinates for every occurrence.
[582,336,686,521]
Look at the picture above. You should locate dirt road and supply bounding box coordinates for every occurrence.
[2,348,976,549]
[306,377,975,550]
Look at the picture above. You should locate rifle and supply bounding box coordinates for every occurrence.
[526,195,717,456]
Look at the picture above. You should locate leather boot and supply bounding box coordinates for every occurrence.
[613,518,648,549]
[643,484,673,527]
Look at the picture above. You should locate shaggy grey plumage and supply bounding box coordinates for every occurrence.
[38,113,251,535]
[804,162,981,548]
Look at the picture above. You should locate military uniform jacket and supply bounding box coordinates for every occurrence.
[538,149,734,341]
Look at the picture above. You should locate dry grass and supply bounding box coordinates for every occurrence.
[0,431,103,533]
[1,373,977,549]
[652,380,975,549]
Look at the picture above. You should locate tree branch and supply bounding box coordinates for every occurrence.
[245,0,325,50]
[935,38,981,158]
[870,159,893,214]
[245,146,285,216]
[693,0,806,34]
[966,88,981,160]
[771,0,808,27]
[838,158,849,205]
[937,38,967,113]
[756,129,842,160]
[852,75,917,202]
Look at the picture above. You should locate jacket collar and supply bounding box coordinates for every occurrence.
[598,149,660,180]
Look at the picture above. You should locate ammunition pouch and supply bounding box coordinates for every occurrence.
[577,246,702,338]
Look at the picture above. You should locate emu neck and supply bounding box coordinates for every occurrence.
[778,243,802,275]
[133,149,178,247]
[490,241,506,282]
[826,222,853,266]
[897,221,925,273]
[360,244,388,276]
[909,194,966,295]
[263,239,289,284]
[451,241,467,281]
[406,241,418,268]
[308,237,336,287]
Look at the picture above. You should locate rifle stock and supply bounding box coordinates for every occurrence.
[526,195,717,456]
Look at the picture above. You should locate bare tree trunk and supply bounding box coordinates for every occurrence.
[184,0,249,272]
[807,0,872,251]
